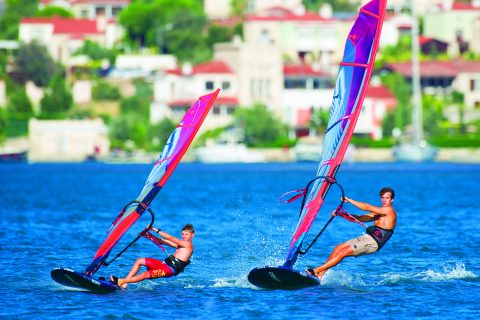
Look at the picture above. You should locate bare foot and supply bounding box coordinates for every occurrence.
[306,268,316,276]
[306,268,324,280]
[110,275,127,289]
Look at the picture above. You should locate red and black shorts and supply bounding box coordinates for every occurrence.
[145,258,174,278]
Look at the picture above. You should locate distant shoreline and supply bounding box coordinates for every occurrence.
[14,147,480,164]
[3,136,480,163]
[258,147,480,163]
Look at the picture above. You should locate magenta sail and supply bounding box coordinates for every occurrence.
[283,0,387,268]
[85,89,220,275]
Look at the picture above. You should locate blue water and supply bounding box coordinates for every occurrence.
[1,162,479,319]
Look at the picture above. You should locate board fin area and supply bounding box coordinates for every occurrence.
[51,268,120,293]
[248,266,320,290]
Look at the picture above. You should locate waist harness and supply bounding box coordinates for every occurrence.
[165,255,190,275]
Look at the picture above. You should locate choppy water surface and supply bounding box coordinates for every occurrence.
[1,162,479,319]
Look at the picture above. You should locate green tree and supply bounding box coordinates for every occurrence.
[422,94,446,136]
[39,75,73,118]
[119,95,149,119]
[302,0,357,12]
[15,41,57,87]
[163,9,209,62]
[118,0,207,60]
[109,115,149,150]
[381,111,396,138]
[231,0,248,17]
[0,0,38,39]
[206,24,232,50]
[74,40,116,63]
[149,117,176,150]
[0,107,7,142]
[111,80,153,149]
[118,1,158,47]
[310,107,330,134]
[234,104,290,147]
[6,86,33,118]
[119,80,152,120]
[92,80,121,100]
[377,35,412,65]
[451,91,466,133]
[35,6,74,18]
[0,52,9,77]
[380,72,412,131]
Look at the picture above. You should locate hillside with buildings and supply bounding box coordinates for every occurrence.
[0,0,479,162]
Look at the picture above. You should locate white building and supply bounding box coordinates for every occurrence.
[204,0,304,20]
[356,84,397,139]
[213,39,283,110]
[423,2,480,56]
[19,16,123,64]
[28,118,109,162]
[243,7,343,68]
[280,63,335,136]
[150,60,238,131]
[39,0,130,20]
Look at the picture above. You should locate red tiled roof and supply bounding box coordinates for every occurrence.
[167,61,233,75]
[419,36,431,45]
[385,59,480,77]
[21,17,101,35]
[397,24,411,30]
[366,85,397,110]
[246,7,333,22]
[418,36,447,46]
[452,2,480,10]
[169,96,238,107]
[211,17,242,27]
[284,64,329,77]
[366,85,395,99]
[168,99,193,107]
[216,96,239,105]
[193,61,233,74]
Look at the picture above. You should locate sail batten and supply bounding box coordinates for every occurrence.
[283,0,386,268]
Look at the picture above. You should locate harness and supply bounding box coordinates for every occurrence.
[366,225,394,250]
[165,255,190,275]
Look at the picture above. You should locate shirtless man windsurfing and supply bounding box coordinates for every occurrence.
[111,224,194,288]
[307,187,396,280]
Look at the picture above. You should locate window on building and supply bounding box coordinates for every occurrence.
[205,81,214,90]
[313,78,334,89]
[95,7,106,16]
[222,81,230,90]
[80,9,89,18]
[260,29,271,44]
[112,7,122,17]
[172,107,188,117]
[284,78,307,89]
[471,79,480,92]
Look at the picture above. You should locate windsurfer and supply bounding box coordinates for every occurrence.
[306,187,396,280]
[111,224,194,288]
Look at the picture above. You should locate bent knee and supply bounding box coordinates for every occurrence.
[335,242,350,251]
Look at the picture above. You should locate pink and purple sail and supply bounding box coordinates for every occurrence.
[284,0,386,268]
[85,89,220,275]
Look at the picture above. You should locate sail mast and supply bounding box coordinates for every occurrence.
[410,1,424,145]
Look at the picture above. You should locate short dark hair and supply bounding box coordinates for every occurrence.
[379,187,395,199]
[183,224,194,233]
